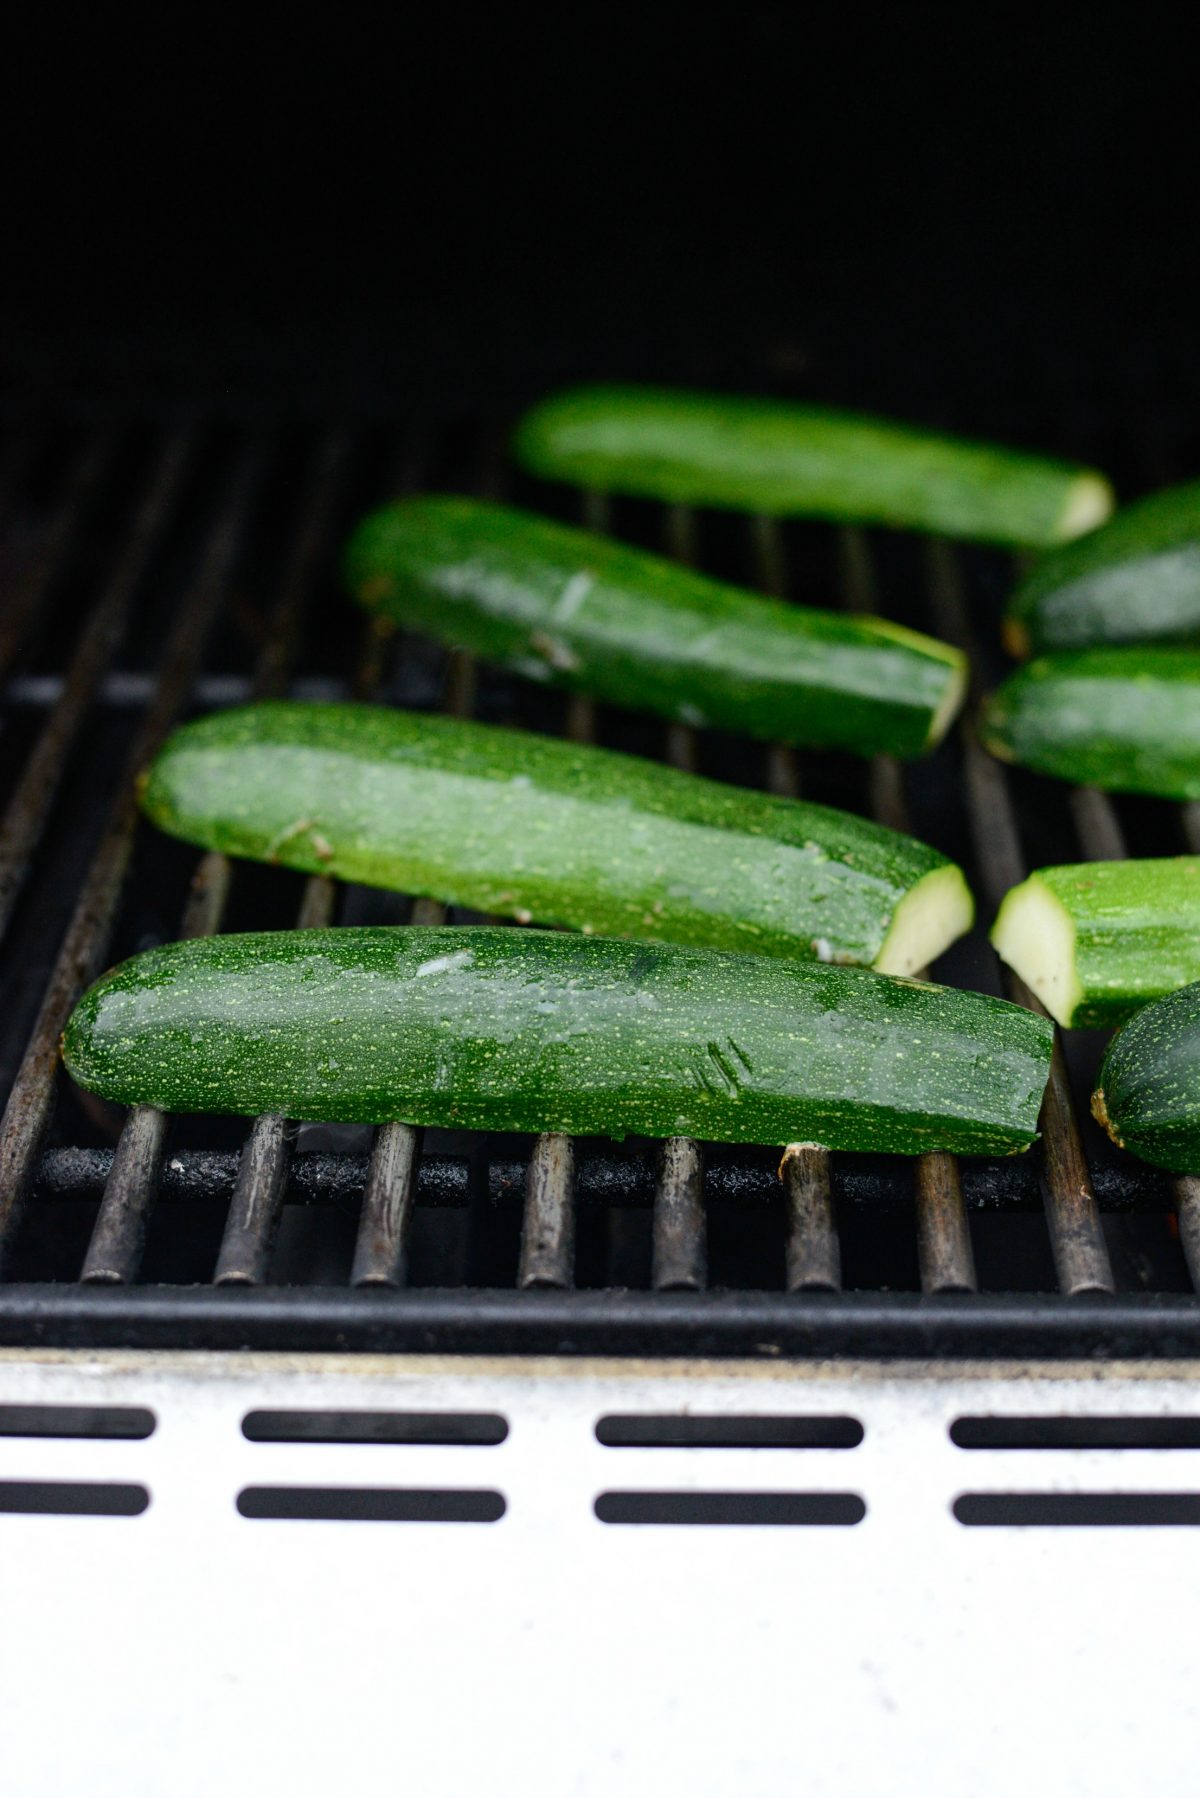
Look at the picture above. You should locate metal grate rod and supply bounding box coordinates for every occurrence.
[782,1144,842,1291]
[350,1123,422,1287]
[0,430,194,948]
[752,514,845,1292]
[213,1114,295,1285]
[211,872,337,1284]
[518,1132,576,1288]
[652,1136,707,1291]
[79,433,352,1286]
[841,526,978,1294]
[1070,786,1129,862]
[0,431,115,688]
[0,441,265,1276]
[638,502,710,1284]
[925,537,1115,1297]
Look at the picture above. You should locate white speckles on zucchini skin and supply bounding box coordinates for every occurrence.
[63,925,1053,1155]
[981,649,1200,800]
[1093,980,1200,1171]
[344,495,967,757]
[142,701,974,972]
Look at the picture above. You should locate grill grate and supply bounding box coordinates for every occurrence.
[1,397,1199,1356]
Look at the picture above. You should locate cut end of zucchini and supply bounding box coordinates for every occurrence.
[1090,1087,1123,1147]
[924,652,970,750]
[1055,472,1115,543]
[1001,614,1031,661]
[989,873,1083,1028]
[875,864,975,977]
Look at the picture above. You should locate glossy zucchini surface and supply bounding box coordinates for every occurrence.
[142,702,973,974]
[64,927,1053,1154]
[346,496,967,757]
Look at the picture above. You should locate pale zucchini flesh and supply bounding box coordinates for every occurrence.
[992,859,1200,1029]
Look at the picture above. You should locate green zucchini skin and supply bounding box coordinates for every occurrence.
[513,385,1114,548]
[63,927,1053,1154]
[991,859,1200,1029]
[1093,981,1200,1172]
[981,649,1200,800]
[141,702,973,975]
[345,496,967,758]
[1005,480,1200,656]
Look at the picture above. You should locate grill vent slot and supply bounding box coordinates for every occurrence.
[236,1486,506,1523]
[242,1409,508,1445]
[0,1404,155,1439]
[954,1493,1200,1527]
[0,1479,150,1516]
[594,1491,866,1526]
[595,1414,863,1448]
[951,1415,1200,1450]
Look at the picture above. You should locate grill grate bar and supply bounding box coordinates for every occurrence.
[213,1114,296,1285]
[211,877,336,1285]
[78,432,351,1286]
[350,1122,422,1287]
[0,431,115,688]
[353,447,459,1289]
[1175,1177,1200,1289]
[518,1132,576,1288]
[841,526,979,1294]
[925,538,1115,1297]
[0,431,194,947]
[81,848,233,1282]
[78,1105,168,1284]
[914,1153,978,1293]
[652,1136,708,1291]
[0,441,265,1276]
[1070,787,1129,862]
[644,502,709,1284]
[514,484,610,1289]
[754,530,844,1290]
[782,1145,842,1291]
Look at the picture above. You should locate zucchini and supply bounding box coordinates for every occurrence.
[142,702,974,975]
[345,496,967,758]
[513,384,1114,548]
[1005,479,1200,657]
[980,648,1200,800]
[63,927,1054,1155]
[991,858,1200,1028]
[1092,981,1200,1172]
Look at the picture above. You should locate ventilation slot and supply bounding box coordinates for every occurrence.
[951,1416,1200,1450]
[596,1413,863,1449]
[236,1486,506,1522]
[954,1492,1200,1527]
[242,1409,508,1445]
[0,1480,150,1516]
[594,1490,865,1526]
[0,1404,155,1439]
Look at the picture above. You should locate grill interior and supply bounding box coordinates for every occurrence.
[3,377,1200,1357]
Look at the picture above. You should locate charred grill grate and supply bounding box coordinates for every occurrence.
[2,391,1200,1357]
